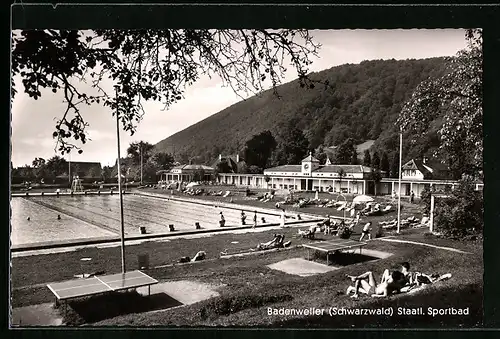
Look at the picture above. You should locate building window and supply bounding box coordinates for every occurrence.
[273,184,276,188]
[279,184,283,189]
[284,184,288,189]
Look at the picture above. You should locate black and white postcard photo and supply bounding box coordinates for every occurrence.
[10,19,483,328]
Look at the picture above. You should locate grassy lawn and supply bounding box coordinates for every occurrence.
[91,236,482,327]
[12,226,482,327]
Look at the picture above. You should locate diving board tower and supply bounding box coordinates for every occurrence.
[71,175,84,193]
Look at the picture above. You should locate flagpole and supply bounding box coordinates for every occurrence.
[140,146,143,186]
[397,128,403,234]
[115,85,126,273]
[68,153,71,189]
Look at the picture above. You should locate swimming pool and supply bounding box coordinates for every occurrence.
[10,195,283,246]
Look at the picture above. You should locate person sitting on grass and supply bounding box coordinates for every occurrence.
[346,269,406,298]
[298,225,317,238]
[359,222,372,241]
[337,221,352,239]
[324,219,339,235]
[317,215,331,228]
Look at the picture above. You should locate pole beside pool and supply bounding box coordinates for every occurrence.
[115,85,126,273]
[397,128,403,234]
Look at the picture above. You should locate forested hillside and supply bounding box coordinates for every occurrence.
[155,57,449,166]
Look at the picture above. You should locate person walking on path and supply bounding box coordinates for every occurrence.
[219,212,225,227]
[253,211,258,228]
[359,221,373,241]
[241,210,247,225]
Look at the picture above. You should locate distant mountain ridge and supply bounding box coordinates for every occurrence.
[154,57,449,165]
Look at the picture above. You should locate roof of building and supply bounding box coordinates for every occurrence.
[315,165,375,174]
[402,159,433,177]
[265,164,380,174]
[301,152,319,163]
[171,164,214,171]
[264,165,302,173]
[211,155,242,172]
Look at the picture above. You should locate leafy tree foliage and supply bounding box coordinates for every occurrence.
[369,169,383,196]
[12,29,320,154]
[334,138,356,164]
[350,150,359,165]
[216,160,233,174]
[32,157,46,169]
[270,119,309,166]
[150,152,175,171]
[247,165,262,174]
[390,152,400,178]
[314,144,328,165]
[363,150,371,167]
[371,151,380,170]
[244,130,277,171]
[127,141,155,165]
[398,29,482,179]
[45,156,68,176]
[380,152,390,174]
[434,176,483,238]
[101,166,112,182]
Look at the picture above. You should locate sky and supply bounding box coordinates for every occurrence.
[11,29,469,168]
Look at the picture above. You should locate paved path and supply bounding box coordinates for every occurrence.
[377,237,471,254]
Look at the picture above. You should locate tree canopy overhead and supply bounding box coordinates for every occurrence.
[398,29,482,178]
[12,29,321,154]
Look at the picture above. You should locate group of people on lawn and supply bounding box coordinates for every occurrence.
[346,262,452,298]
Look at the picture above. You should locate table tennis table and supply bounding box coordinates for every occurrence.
[302,239,367,266]
[47,270,158,305]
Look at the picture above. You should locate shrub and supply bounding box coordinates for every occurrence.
[198,293,293,319]
[434,176,483,238]
[420,186,432,214]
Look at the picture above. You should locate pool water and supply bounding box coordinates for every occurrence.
[10,195,282,246]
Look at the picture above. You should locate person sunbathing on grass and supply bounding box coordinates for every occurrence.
[257,234,284,250]
[405,272,452,288]
[346,269,406,298]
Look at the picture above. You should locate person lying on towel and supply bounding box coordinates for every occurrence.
[257,234,284,250]
[346,269,406,298]
[400,272,452,292]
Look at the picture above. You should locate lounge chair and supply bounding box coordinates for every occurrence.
[382,205,393,213]
[417,216,430,227]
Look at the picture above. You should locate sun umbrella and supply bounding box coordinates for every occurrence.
[353,195,374,204]
[186,182,200,188]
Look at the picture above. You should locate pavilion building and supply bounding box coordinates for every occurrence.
[215,153,483,196]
